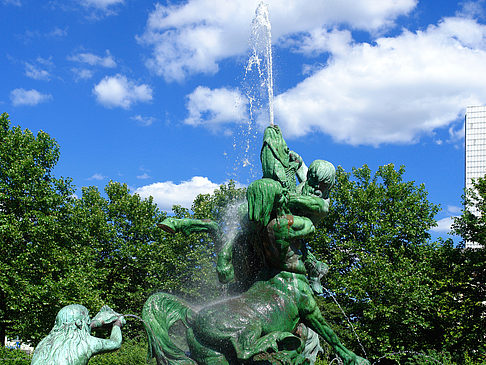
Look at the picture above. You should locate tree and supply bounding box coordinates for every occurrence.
[0,113,103,345]
[443,177,486,360]
[452,176,486,246]
[310,164,441,359]
[428,240,486,361]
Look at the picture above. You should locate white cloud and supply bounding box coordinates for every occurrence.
[10,88,52,106]
[131,115,156,126]
[87,173,106,181]
[274,17,486,145]
[136,172,151,180]
[68,50,116,68]
[135,176,220,211]
[80,0,123,10]
[184,86,248,128]
[72,68,94,80]
[93,74,152,109]
[24,57,53,81]
[48,27,68,37]
[139,0,416,81]
[447,205,462,214]
[449,121,466,143]
[457,0,486,19]
[285,28,354,56]
[431,216,457,233]
[24,62,50,80]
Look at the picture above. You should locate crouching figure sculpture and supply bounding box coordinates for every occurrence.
[31,304,125,365]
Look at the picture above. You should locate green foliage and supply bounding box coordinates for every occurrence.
[0,113,104,344]
[452,176,486,245]
[88,337,154,365]
[445,176,486,360]
[0,347,32,365]
[73,182,169,336]
[433,243,486,360]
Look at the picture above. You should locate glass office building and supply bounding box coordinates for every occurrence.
[465,105,486,248]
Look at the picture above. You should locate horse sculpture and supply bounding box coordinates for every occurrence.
[143,269,367,365]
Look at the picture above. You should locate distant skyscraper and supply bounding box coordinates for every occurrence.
[465,105,486,249]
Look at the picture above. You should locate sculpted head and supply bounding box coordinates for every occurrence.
[31,304,92,365]
[54,304,91,331]
[306,160,335,198]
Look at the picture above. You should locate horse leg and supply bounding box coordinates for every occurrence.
[303,306,369,365]
[231,324,301,361]
[186,328,229,365]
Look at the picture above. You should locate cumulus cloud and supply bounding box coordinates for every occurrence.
[139,0,416,81]
[135,176,220,211]
[184,86,248,128]
[10,88,52,106]
[68,50,116,68]
[93,74,152,109]
[431,216,457,233]
[286,28,354,56]
[274,17,486,145]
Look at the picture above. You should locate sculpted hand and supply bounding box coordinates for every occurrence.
[114,315,126,327]
[91,305,121,327]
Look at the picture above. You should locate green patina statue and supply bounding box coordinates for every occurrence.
[145,125,369,364]
[31,304,125,365]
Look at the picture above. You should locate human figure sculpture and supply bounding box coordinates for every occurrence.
[260,125,330,293]
[159,125,329,293]
[260,124,307,192]
[31,304,125,365]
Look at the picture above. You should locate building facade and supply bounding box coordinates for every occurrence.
[465,105,486,248]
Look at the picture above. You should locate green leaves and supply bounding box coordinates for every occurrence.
[452,176,486,245]
[0,113,94,344]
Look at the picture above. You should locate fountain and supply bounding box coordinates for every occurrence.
[147,119,369,364]
[247,1,275,127]
[29,3,371,365]
[232,2,275,184]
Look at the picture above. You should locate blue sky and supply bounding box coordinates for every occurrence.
[2,0,486,242]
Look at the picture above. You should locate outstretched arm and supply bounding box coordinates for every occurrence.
[290,150,307,184]
[288,194,329,218]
